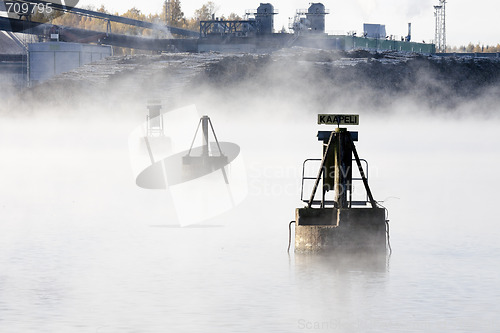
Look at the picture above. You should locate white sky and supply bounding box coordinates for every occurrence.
[78,0,499,47]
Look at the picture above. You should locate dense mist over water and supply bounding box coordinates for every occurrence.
[192,50,500,112]
[1,50,499,332]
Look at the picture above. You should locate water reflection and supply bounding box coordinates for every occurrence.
[294,251,390,274]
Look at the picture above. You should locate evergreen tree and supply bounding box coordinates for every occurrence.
[163,0,185,27]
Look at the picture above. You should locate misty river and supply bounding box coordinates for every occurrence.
[0,50,499,332]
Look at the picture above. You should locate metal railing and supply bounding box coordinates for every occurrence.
[301,158,370,208]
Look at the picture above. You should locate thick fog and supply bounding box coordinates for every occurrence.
[1,50,499,332]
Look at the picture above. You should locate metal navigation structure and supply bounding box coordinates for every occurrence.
[183,115,230,184]
[293,114,388,253]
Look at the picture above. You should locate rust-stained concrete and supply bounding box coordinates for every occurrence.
[295,207,386,253]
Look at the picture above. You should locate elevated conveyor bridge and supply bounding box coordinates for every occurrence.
[32,0,199,38]
[0,0,199,50]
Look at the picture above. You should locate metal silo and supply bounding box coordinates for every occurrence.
[255,3,278,34]
[306,3,329,33]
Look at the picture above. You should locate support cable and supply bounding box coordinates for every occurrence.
[385,219,392,255]
[287,221,295,253]
[376,201,393,255]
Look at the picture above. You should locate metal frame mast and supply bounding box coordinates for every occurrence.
[434,0,447,52]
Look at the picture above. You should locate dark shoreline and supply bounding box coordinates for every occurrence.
[3,50,500,114]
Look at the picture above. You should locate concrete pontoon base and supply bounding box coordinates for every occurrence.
[295,207,386,253]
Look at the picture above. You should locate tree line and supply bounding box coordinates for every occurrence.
[49,1,239,54]
[165,0,241,30]
[447,44,500,53]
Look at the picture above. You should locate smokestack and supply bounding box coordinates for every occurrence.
[406,22,412,42]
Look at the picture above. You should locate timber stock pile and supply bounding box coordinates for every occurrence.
[197,49,500,110]
[9,48,500,113]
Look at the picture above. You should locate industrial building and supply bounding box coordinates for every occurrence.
[28,42,112,85]
[0,2,439,86]
[197,3,435,53]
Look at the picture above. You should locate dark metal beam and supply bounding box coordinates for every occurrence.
[308,131,335,208]
[0,16,198,52]
[349,135,377,208]
[199,20,257,37]
[8,0,199,37]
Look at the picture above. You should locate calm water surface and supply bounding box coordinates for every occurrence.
[0,109,498,332]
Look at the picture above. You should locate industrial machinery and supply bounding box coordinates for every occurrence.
[434,0,447,52]
[0,1,436,54]
[200,3,278,37]
[405,22,412,42]
[290,3,329,35]
[363,24,386,39]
